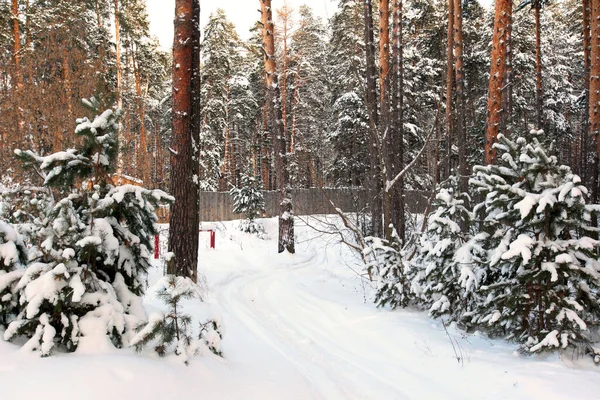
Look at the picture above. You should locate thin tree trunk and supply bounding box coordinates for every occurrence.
[290,61,301,154]
[279,6,291,152]
[445,0,454,179]
[485,0,512,164]
[10,0,23,152]
[154,121,163,189]
[25,0,30,49]
[114,0,124,181]
[590,0,600,203]
[364,0,382,237]
[11,0,21,89]
[261,101,271,189]
[261,0,294,254]
[454,0,468,194]
[534,2,543,129]
[132,44,148,184]
[220,83,231,191]
[114,0,122,109]
[583,0,591,184]
[391,0,405,243]
[379,0,394,240]
[168,0,200,281]
[504,3,513,132]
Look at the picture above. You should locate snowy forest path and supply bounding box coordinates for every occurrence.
[205,223,459,400]
[198,218,600,400]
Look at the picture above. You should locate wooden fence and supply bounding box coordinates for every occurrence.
[197,188,430,222]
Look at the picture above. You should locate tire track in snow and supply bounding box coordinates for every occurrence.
[212,242,447,400]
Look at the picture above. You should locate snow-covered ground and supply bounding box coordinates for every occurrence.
[1,216,599,399]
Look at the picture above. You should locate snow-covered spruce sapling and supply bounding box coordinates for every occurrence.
[411,180,472,321]
[131,274,225,363]
[5,99,173,356]
[365,229,413,309]
[230,174,266,236]
[0,221,27,326]
[469,131,600,354]
[130,275,199,364]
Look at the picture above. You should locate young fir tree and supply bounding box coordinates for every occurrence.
[4,99,172,356]
[230,174,266,235]
[411,179,472,321]
[469,131,600,354]
[130,274,199,364]
[365,229,412,309]
[130,272,224,363]
[0,221,27,326]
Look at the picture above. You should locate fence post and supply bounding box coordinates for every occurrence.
[154,235,159,259]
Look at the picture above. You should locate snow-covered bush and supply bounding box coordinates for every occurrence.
[199,316,224,356]
[4,99,173,356]
[468,131,600,354]
[0,221,27,326]
[411,181,472,321]
[0,185,52,247]
[230,174,266,236]
[365,229,413,309]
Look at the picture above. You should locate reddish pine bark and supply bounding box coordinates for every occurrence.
[485,0,512,164]
[590,0,600,202]
[168,0,200,280]
[12,0,22,89]
[583,0,591,181]
[454,0,468,193]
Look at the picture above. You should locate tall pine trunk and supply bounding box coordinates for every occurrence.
[10,0,22,151]
[583,0,591,184]
[168,0,200,281]
[364,0,383,237]
[114,0,125,181]
[454,0,467,194]
[133,52,149,185]
[379,0,394,240]
[12,0,21,88]
[445,0,454,179]
[534,2,543,130]
[485,0,512,164]
[590,0,600,203]
[261,0,294,254]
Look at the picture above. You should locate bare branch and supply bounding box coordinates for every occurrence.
[385,124,435,193]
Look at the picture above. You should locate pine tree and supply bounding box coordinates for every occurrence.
[0,220,27,326]
[169,0,201,280]
[366,229,412,309]
[412,179,472,320]
[5,100,172,356]
[230,174,266,235]
[469,131,600,354]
